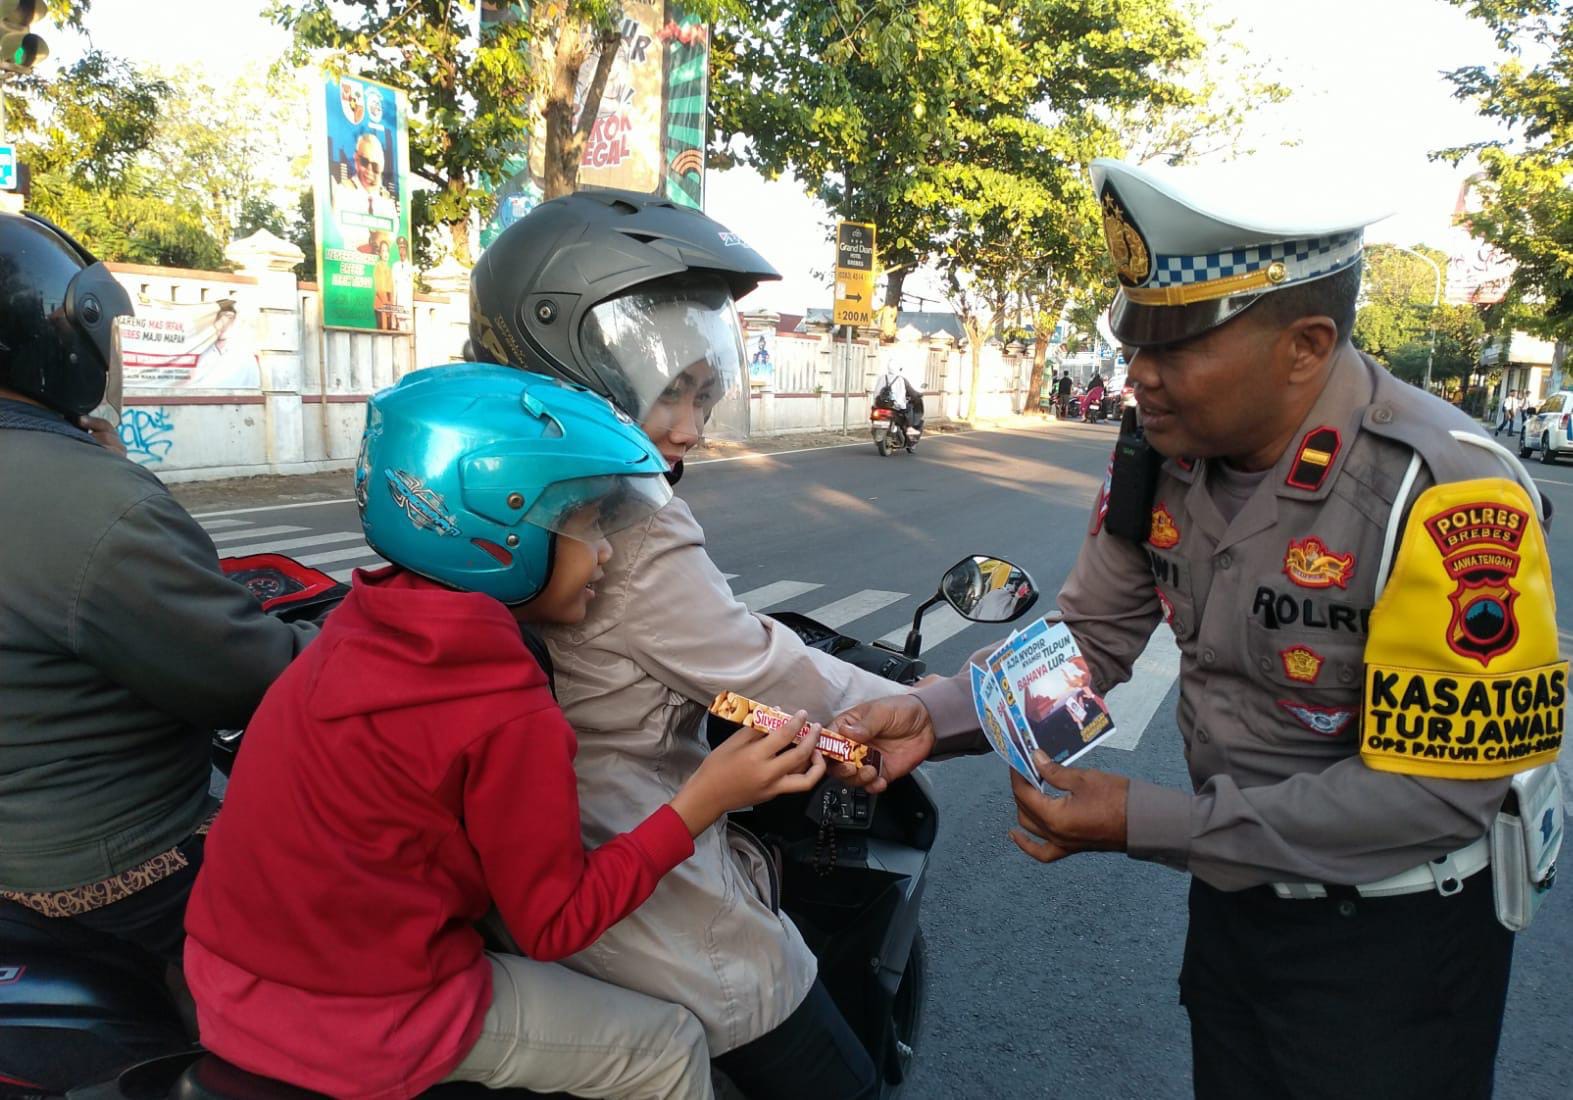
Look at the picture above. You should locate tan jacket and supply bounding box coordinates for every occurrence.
[545,495,895,1052]
[917,350,1523,890]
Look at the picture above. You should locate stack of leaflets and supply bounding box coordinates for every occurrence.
[969,618,1117,791]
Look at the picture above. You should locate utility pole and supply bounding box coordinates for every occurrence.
[1387,244,1442,392]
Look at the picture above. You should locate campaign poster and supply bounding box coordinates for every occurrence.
[478,2,709,248]
[120,299,261,392]
[747,329,776,384]
[314,72,413,333]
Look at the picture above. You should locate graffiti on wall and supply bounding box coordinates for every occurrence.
[119,407,176,464]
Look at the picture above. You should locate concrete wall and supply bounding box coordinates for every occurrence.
[107,247,1036,483]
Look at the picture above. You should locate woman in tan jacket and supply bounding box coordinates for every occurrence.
[470,190,896,1099]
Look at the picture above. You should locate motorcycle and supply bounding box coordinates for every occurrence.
[869,396,923,457]
[0,553,1039,1100]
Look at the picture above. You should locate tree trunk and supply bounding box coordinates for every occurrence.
[1024,291,1068,414]
[445,178,471,265]
[543,20,622,200]
[884,267,907,310]
[965,320,983,422]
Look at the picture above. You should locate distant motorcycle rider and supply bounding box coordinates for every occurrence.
[0,213,317,992]
[872,359,924,439]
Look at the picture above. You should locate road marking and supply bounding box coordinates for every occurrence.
[187,426,1038,520]
[198,517,252,531]
[194,497,358,519]
[207,524,309,544]
[1099,624,1182,751]
[216,531,367,556]
[296,544,381,567]
[734,580,824,612]
[879,604,974,655]
[805,589,907,629]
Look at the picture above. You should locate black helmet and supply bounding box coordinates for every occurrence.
[0,213,134,417]
[469,188,779,440]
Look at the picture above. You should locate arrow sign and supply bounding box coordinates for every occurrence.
[834,219,877,326]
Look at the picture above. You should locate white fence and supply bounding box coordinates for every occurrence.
[104,239,1040,483]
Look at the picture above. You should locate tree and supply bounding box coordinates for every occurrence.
[1354,243,1484,390]
[267,1,535,262]
[1440,1,1573,338]
[146,65,311,247]
[9,50,227,269]
[711,0,1205,310]
[1352,244,1449,361]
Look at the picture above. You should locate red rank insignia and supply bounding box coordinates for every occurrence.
[1285,426,1340,492]
[1282,536,1355,590]
[1279,645,1324,684]
[1148,503,1180,549]
[1423,500,1528,666]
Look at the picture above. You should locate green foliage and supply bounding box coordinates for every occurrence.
[713,0,1203,308]
[7,50,168,190]
[145,65,311,246]
[1440,1,1573,338]
[1354,243,1483,386]
[266,0,535,260]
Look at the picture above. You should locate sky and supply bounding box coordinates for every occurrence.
[51,0,1516,315]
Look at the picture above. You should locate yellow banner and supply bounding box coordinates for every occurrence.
[1362,662,1566,778]
[1361,476,1564,778]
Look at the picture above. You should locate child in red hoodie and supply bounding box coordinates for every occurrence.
[183,366,827,1099]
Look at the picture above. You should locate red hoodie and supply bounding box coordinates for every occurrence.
[183,567,694,1099]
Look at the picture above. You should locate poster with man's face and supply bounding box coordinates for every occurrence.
[314,72,413,332]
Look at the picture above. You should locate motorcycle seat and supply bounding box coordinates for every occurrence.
[173,1053,564,1099]
[174,1055,326,1100]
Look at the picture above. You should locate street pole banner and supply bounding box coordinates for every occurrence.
[478,2,710,248]
[314,72,413,333]
[119,299,261,392]
[834,220,876,327]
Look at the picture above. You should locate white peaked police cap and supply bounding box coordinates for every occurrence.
[1089,156,1394,347]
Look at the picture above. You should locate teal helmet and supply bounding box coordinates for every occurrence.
[356,364,672,604]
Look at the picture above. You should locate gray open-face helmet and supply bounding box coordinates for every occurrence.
[469,188,780,441]
[0,213,134,417]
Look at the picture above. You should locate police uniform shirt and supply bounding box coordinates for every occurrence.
[913,346,1520,891]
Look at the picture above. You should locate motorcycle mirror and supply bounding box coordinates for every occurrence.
[938,555,1039,623]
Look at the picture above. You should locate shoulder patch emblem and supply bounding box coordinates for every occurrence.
[1148,503,1180,549]
[1283,536,1355,590]
[1277,700,1354,738]
[1424,500,1528,665]
[1279,645,1324,684]
[1285,426,1341,492]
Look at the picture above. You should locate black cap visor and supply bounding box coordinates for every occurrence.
[1109,289,1264,348]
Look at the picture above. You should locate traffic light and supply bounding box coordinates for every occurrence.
[0,0,47,75]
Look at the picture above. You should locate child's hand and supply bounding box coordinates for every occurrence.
[669,712,827,837]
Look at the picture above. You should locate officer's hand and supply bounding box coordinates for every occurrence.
[78,414,126,457]
[1009,752,1129,863]
[829,694,935,795]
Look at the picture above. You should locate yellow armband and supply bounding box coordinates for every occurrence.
[1362,477,1565,779]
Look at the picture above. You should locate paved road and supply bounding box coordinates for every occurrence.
[192,421,1573,1098]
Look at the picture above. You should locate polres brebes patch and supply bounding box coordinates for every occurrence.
[1423,501,1528,666]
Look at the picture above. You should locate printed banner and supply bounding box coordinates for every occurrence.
[478,2,709,248]
[314,72,414,332]
[975,618,1118,779]
[120,299,260,392]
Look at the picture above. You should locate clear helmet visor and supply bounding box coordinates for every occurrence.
[521,473,673,543]
[579,275,749,442]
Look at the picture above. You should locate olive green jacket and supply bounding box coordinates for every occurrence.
[0,414,316,891]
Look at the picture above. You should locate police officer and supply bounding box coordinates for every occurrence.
[831,157,1562,1098]
[0,213,316,988]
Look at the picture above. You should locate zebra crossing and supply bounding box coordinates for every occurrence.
[197,513,1004,657]
[197,511,1181,747]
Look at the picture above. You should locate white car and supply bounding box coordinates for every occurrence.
[1519,391,1573,465]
